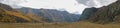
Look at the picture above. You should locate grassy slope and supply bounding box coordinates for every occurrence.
[22,9,45,23]
[0,7,43,23]
[0,4,44,23]
[5,10,32,22]
[15,8,45,23]
[0,7,32,23]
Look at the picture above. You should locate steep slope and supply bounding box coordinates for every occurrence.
[17,7,80,22]
[0,8,33,23]
[0,3,43,23]
[16,8,45,23]
[0,4,29,23]
[39,9,80,22]
[83,0,120,24]
[0,3,12,11]
[79,7,98,20]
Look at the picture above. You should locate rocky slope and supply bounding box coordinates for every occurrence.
[81,0,120,24]
[79,7,98,20]
[17,7,80,22]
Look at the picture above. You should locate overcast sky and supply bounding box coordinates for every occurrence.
[0,0,117,14]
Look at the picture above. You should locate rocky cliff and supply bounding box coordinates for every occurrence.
[81,0,120,24]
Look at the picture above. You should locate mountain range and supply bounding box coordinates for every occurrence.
[1,0,120,24]
[0,3,80,23]
[17,7,80,22]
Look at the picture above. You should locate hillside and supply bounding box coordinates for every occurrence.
[17,7,80,22]
[0,3,44,23]
[80,0,120,24]
[79,7,98,20]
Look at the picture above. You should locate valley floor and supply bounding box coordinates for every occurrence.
[0,22,120,28]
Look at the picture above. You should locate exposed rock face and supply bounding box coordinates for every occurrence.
[81,0,120,24]
[79,7,98,20]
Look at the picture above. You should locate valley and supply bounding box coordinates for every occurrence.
[0,21,120,28]
[0,0,120,28]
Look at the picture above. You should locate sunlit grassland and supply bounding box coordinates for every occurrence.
[0,21,120,28]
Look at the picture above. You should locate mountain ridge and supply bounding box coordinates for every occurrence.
[17,7,80,22]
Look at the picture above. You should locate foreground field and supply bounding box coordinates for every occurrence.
[0,22,120,28]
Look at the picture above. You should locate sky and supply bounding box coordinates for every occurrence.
[76,0,117,8]
[0,0,117,14]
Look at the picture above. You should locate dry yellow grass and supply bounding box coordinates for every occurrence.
[25,12,44,22]
[5,11,33,22]
[0,21,120,28]
[65,21,120,28]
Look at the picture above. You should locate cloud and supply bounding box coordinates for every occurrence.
[96,0,117,6]
[76,0,117,8]
[17,0,87,14]
[0,0,87,14]
[0,0,117,14]
[0,0,26,8]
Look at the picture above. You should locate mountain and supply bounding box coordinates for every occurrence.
[79,7,98,20]
[0,3,80,23]
[80,0,120,24]
[0,3,44,23]
[17,7,80,22]
[0,3,13,11]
